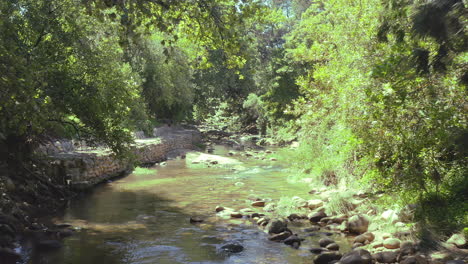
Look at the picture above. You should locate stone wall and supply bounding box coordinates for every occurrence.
[44,127,201,190]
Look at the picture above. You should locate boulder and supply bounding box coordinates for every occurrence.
[310,211,327,223]
[268,231,292,242]
[257,217,269,226]
[363,232,375,242]
[189,216,204,223]
[251,201,266,207]
[352,242,364,249]
[319,237,335,248]
[339,249,372,264]
[399,241,416,258]
[383,238,401,249]
[251,212,264,218]
[354,234,367,244]
[308,199,324,210]
[284,234,302,248]
[265,219,287,234]
[372,251,399,263]
[288,213,306,221]
[314,252,342,264]
[370,241,383,248]
[354,232,374,244]
[382,233,391,239]
[219,242,244,254]
[215,206,225,212]
[326,243,340,251]
[230,212,243,218]
[347,215,370,234]
[447,233,466,248]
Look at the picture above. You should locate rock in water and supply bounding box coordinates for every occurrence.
[314,252,342,264]
[340,249,373,264]
[189,217,204,223]
[309,211,327,223]
[219,242,244,254]
[326,243,339,251]
[265,219,287,234]
[319,237,335,248]
[268,231,292,242]
[284,234,302,249]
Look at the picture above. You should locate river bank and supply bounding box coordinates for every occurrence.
[191,143,467,264]
[0,125,201,263]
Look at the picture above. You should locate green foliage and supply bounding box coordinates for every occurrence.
[326,190,355,215]
[267,0,467,235]
[201,101,243,132]
[138,34,195,121]
[0,0,266,164]
[0,0,141,157]
[279,0,382,186]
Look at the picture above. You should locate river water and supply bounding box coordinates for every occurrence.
[22,145,349,264]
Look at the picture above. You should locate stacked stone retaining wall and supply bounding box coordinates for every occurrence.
[43,127,201,190]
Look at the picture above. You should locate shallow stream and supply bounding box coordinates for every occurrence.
[22,145,349,264]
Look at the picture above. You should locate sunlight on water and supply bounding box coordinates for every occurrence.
[26,145,347,264]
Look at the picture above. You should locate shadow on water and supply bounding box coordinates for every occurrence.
[23,188,228,264]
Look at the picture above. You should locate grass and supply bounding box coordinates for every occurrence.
[273,196,309,218]
[325,190,356,215]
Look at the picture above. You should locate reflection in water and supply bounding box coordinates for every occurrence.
[25,145,344,264]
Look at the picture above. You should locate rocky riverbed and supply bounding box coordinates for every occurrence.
[1,131,466,264]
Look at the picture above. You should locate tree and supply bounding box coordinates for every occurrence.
[0,0,265,171]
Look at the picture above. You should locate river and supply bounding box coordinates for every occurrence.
[21,145,349,264]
